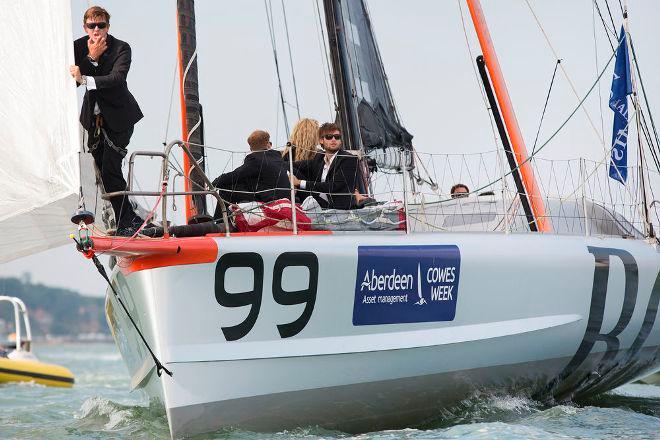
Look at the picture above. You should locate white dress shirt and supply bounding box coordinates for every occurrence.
[83,59,100,115]
[301,151,338,202]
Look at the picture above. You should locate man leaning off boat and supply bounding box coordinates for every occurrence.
[290,123,362,210]
[69,6,144,236]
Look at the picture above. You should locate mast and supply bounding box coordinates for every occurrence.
[623,6,654,238]
[176,0,208,223]
[466,0,551,232]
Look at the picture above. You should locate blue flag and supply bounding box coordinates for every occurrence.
[608,26,633,184]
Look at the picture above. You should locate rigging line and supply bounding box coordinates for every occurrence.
[163,58,178,145]
[88,254,172,378]
[521,8,643,222]
[603,0,619,34]
[625,6,654,236]
[265,0,290,138]
[181,48,202,142]
[524,0,611,156]
[315,0,338,113]
[592,1,613,207]
[639,113,660,172]
[280,0,301,120]
[640,115,660,173]
[275,89,281,145]
[628,36,660,158]
[457,0,499,148]
[614,0,625,18]
[78,131,86,210]
[593,0,617,46]
[592,4,606,142]
[418,43,619,206]
[531,59,561,155]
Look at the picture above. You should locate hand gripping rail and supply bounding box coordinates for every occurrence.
[102,140,231,237]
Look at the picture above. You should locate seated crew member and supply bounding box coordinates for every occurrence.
[212,130,290,207]
[290,123,359,210]
[450,183,470,198]
[282,118,320,163]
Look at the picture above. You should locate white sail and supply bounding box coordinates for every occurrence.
[0,1,84,263]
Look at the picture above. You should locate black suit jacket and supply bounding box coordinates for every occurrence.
[213,149,290,204]
[74,34,143,132]
[294,150,359,210]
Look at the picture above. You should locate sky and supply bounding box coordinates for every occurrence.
[0,0,658,297]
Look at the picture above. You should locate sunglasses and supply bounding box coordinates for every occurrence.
[86,22,108,30]
[323,134,342,140]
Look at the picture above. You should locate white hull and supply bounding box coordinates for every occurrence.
[104,232,660,438]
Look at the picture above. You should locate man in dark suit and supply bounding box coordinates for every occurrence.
[291,123,359,210]
[69,6,144,235]
[212,130,290,207]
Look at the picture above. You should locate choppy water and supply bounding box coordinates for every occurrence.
[1,343,658,439]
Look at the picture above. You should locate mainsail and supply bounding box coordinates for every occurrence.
[323,0,413,170]
[0,1,91,262]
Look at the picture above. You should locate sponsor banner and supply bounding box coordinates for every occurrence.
[353,245,460,325]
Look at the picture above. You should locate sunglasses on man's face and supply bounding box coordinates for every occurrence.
[86,22,108,30]
[323,134,342,141]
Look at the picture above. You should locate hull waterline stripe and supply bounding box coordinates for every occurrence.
[0,366,74,384]
[166,314,582,363]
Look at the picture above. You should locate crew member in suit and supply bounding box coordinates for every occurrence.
[212,130,290,209]
[290,123,360,210]
[69,6,144,235]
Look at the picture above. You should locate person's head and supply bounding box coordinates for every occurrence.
[83,6,110,42]
[450,183,469,198]
[247,130,271,152]
[319,122,342,154]
[285,118,320,161]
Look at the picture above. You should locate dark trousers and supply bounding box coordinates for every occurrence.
[87,124,138,229]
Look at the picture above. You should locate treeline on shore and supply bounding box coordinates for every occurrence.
[0,275,109,337]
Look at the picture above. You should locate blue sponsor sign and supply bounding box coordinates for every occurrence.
[353,245,461,325]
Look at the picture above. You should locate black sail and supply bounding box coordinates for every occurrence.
[177,0,208,220]
[323,0,413,170]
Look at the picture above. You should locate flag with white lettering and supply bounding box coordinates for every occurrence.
[608,26,633,184]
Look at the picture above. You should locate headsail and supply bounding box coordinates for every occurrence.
[0,1,88,263]
[323,0,413,171]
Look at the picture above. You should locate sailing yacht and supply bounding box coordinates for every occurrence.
[1,1,658,438]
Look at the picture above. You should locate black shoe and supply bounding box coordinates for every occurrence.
[116,225,139,237]
[140,226,164,238]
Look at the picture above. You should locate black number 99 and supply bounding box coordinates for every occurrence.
[214,251,319,340]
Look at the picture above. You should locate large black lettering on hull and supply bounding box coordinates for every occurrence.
[552,246,659,398]
[214,251,319,341]
[587,271,660,393]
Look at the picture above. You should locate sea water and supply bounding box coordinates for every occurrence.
[1,343,658,439]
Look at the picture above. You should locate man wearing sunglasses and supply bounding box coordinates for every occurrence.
[290,123,359,210]
[69,6,144,236]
